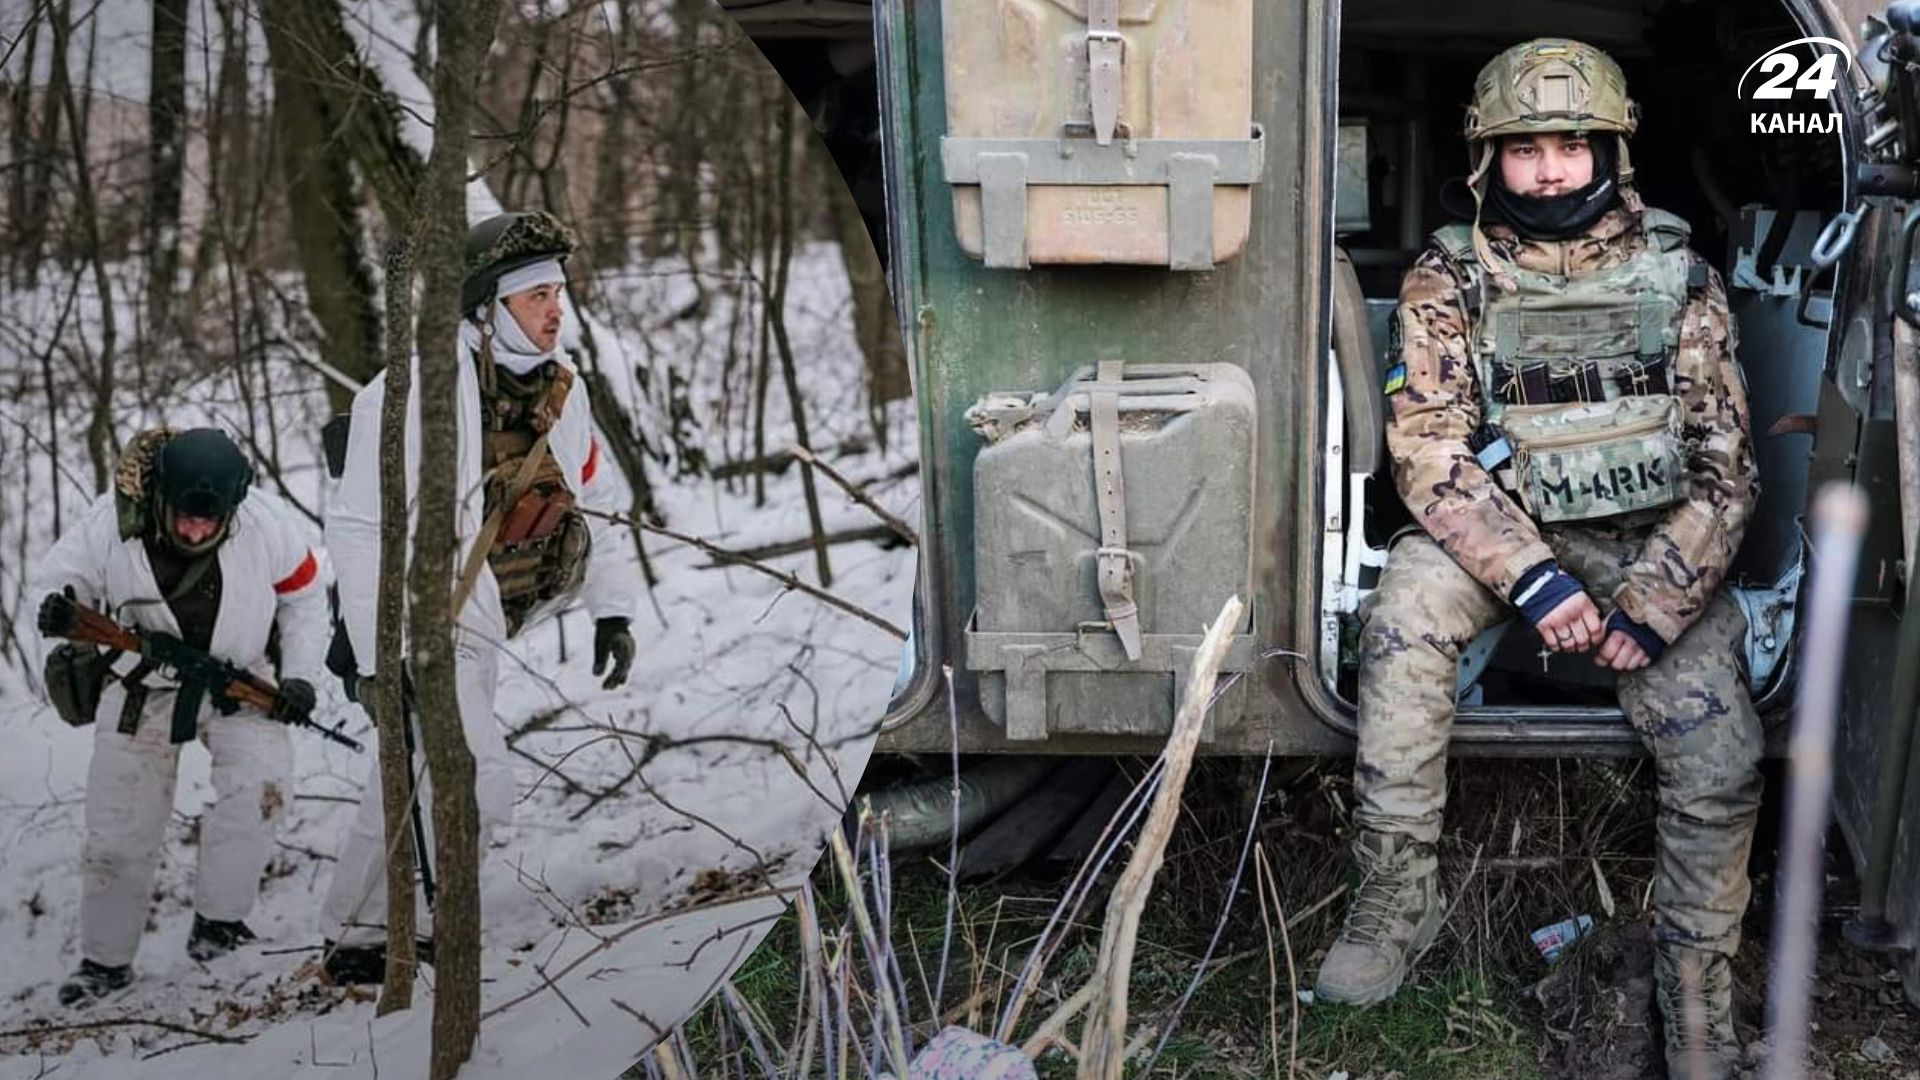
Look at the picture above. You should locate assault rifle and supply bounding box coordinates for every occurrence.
[37,592,363,751]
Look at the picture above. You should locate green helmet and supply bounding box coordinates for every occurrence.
[152,428,254,554]
[1464,38,1638,144]
[461,210,576,315]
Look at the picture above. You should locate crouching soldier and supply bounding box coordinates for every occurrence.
[1313,40,1763,1079]
[319,209,639,984]
[32,428,326,1006]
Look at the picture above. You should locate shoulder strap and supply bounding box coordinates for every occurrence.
[1639,207,1692,253]
[452,429,554,622]
[1430,223,1477,264]
[534,365,576,433]
[164,552,218,605]
[1427,224,1487,321]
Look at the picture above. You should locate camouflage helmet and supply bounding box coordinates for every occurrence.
[461,210,576,315]
[1464,38,1638,143]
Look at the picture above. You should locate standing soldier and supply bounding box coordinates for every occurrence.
[31,428,326,1006]
[1313,40,1762,1079]
[320,210,640,984]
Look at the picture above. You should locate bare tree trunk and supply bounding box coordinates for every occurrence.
[6,9,43,286]
[50,0,117,492]
[145,0,189,340]
[658,0,706,260]
[750,87,775,507]
[372,238,419,1015]
[768,102,832,586]
[15,1,67,289]
[411,1,502,1073]
[260,0,425,403]
[589,0,638,267]
[186,0,254,327]
[818,140,909,452]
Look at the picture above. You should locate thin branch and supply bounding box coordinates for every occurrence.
[787,442,918,545]
[580,508,906,640]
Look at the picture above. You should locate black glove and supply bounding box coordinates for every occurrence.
[592,617,635,690]
[36,586,76,638]
[272,677,318,723]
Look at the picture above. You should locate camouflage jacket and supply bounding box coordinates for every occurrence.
[1384,206,1760,644]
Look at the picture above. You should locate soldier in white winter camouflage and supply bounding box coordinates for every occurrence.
[1312,39,1763,1080]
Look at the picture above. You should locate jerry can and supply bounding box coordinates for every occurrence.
[966,362,1259,739]
[940,0,1263,270]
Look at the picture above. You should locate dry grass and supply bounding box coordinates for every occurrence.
[647,755,1683,1078]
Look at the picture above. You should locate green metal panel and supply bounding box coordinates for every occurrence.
[876,0,1344,754]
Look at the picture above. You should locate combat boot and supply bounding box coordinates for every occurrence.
[1655,939,1740,1080]
[187,914,258,962]
[1314,830,1445,1005]
[57,960,131,1007]
[321,938,435,986]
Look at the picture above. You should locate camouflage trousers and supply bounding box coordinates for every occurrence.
[1353,527,1765,956]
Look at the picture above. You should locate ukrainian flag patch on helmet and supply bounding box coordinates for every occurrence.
[1384,363,1408,396]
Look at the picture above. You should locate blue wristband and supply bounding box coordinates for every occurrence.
[1509,560,1585,627]
[1603,609,1667,662]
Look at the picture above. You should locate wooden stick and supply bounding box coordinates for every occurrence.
[1075,596,1243,1080]
[695,524,903,568]
[787,443,918,546]
[0,1017,249,1045]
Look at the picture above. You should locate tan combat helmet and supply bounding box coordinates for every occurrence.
[1461,39,1643,279]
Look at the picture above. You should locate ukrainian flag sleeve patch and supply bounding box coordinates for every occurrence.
[1383,363,1408,396]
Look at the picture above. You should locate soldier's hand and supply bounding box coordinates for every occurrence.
[35,586,77,638]
[1536,592,1604,653]
[593,617,635,690]
[1595,629,1652,671]
[1596,610,1663,671]
[272,677,318,723]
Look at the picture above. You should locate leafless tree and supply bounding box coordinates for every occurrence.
[410,0,504,1072]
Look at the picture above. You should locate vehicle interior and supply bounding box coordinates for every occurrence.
[1322,0,1848,715]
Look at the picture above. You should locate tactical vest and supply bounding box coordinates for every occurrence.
[1433,208,1700,524]
[478,360,591,637]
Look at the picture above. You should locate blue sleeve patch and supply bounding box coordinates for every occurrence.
[1383,363,1407,396]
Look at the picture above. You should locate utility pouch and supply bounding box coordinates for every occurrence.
[44,643,115,727]
[1499,395,1687,523]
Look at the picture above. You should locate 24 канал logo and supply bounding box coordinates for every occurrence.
[1739,36,1848,134]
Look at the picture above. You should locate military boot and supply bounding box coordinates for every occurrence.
[57,960,131,1007]
[1313,830,1445,1005]
[1655,939,1740,1080]
[321,938,435,987]
[187,914,258,962]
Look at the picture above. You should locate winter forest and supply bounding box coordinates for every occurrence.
[0,0,916,1076]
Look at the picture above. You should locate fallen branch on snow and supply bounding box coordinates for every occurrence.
[580,508,906,641]
[697,524,906,567]
[0,1016,251,1046]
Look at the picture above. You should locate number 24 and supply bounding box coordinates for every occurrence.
[1753,51,1840,99]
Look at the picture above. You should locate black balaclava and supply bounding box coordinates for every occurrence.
[1480,133,1622,240]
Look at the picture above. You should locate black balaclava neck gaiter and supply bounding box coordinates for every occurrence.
[1480,134,1622,240]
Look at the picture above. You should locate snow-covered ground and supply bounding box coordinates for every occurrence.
[0,232,917,1078]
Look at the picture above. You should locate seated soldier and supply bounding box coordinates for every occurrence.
[1313,39,1762,1080]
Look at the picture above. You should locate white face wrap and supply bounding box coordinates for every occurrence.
[495,258,566,299]
[487,259,567,373]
